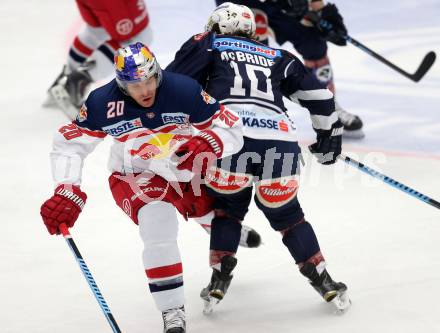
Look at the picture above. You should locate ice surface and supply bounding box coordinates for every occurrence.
[1,0,439,332]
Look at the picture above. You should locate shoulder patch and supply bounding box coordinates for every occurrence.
[201,90,216,104]
[77,104,88,122]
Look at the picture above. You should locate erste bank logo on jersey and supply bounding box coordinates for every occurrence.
[102,118,143,136]
[213,38,281,59]
[161,113,189,124]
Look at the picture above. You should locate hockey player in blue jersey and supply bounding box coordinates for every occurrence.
[167,3,350,314]
[214,0,364,138]
[40,42,253,332]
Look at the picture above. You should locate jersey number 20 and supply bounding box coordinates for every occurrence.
[107,101,125,118]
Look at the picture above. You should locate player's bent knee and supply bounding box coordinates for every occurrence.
[255,175,299,209]
[254,175,305,231]
[108,172,180,224]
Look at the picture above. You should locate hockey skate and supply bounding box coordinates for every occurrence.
[162,306,186,333]
[240,225,262,248]
[300,262,351,314]
[335,101,364,139]
[201,255,237,315]
[44,62,94,120]
[43,65,69,108]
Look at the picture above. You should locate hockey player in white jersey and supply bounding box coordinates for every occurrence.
[40,42,252,332]
[167,3,351,315]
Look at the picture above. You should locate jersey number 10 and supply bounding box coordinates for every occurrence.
[230,61,274,102]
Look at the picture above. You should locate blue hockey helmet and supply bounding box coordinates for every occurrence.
[114,42,162,94]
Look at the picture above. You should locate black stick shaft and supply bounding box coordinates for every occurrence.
[317,18,435,82]
[345,36,414,80]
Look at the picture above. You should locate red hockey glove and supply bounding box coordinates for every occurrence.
[40,184,87,235]
[172,184,215,220]
[175,131,223,175]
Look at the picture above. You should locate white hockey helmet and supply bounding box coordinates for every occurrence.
[205,2,256,38]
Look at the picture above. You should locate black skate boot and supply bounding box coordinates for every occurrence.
[162,306,186,333]
[46,62,94,119]
[239,225,262,248]
[64,67,93,107]
[200,255,237,315]
[335,101,364,139]
[300,262,351,313]
[43,65,69,107]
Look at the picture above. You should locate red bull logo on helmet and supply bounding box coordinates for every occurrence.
[115,43,157,83]
[140,46,153,61]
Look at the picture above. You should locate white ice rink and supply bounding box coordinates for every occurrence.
[1,0,440,332]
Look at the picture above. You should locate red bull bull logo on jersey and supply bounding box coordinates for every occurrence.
[129,133,190,160]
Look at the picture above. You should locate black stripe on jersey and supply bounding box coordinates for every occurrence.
[299,99,335,116]
[69,48,87,63]
[148,281,183,293]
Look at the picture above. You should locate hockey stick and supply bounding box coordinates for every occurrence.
[59,223,122,333]
[339,154,440,210]
[344,36,436,82]
[316,19,436,82]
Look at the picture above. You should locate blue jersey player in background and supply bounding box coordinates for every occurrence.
[167,2,351,315]
[214,0,364,138]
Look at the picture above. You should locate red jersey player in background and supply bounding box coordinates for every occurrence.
[44,0,153,119]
